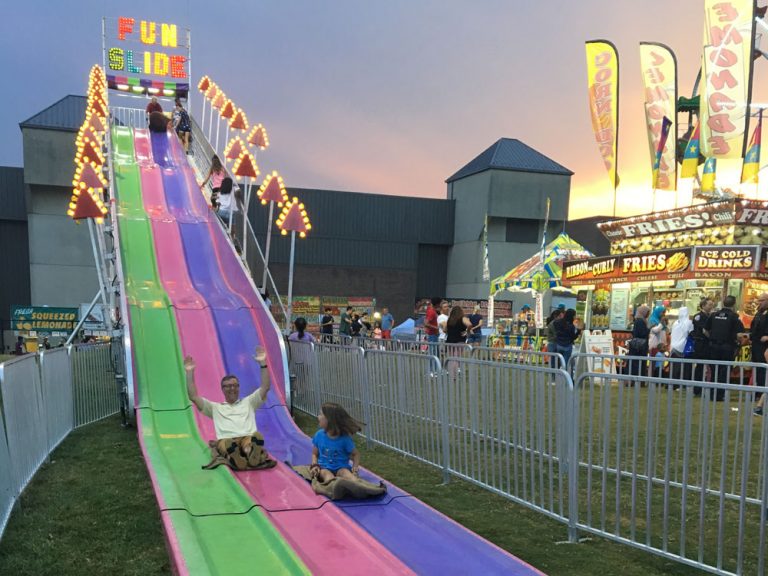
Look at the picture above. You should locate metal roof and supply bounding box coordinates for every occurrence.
[446,138,573,183]
[0,166,26,221]
[19,95,87,133]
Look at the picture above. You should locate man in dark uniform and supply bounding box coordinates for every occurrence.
[690,297,714,394]
[705,295,744,401]
[750,293,768,415]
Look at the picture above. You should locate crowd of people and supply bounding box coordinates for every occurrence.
[620,295,766,415]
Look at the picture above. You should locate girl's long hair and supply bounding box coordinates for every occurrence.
[211,155,223,173]
[322,402,363,436]
[294,317,308,339]
[447,305,464,327]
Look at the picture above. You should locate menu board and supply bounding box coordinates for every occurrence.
[609,288,629,331]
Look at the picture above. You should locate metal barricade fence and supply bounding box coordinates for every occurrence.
[471,345,565,370]
[0,409,12,537]
[40,348,74,453]
[570,352,768,575]
[364,350,444,469]
[0,355,47,505]
[71,343,120,428]
[0,343,122,541]
[313,342,367,427]
[287,340,321,415]
[442,357,576,525]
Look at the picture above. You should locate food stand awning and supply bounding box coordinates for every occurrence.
[491,233,593,295]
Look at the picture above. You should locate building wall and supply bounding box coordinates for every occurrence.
[446,169,571,300]
[27,185,99,306]
[21,128,79,188]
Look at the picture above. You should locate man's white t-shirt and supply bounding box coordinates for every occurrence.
[200,390,265,439]
[438,313,449,341]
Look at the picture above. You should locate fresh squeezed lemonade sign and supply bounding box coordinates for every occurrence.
[106,17,188,80]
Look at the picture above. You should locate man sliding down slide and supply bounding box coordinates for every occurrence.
[185,347,276,470]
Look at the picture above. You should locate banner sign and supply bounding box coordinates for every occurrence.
[563,249,693,284]
[585,40,619,189]
[639,42,677,190]
[692,246,758,271]
[104,16,191,97]
[700,0,755,158]
[11,306,78,334]
[600,200,768,254]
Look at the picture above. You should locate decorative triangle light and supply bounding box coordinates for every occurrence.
[220,99,236,119]
[212,91,226,110]
[276,197,311,238]
[231,150,260,179]
[247,124,269,150]
[258,171,288,205]
[198,75,211,93]
[228,108,249,131]
[224,136,247,161]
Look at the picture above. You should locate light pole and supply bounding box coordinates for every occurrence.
[256,171,288,292]
[211,90,227,153]
[276,197,311,332]
[231,149,260,251]
[197,76,211,133]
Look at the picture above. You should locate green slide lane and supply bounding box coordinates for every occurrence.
[111,126,309,575]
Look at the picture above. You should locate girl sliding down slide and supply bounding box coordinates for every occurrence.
[311,403,363,482]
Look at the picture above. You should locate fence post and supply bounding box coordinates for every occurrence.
[359,348,373,449]
[567,370,579,543]
[437,355,450,484]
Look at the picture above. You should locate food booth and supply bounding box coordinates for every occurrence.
[562,200,768,350]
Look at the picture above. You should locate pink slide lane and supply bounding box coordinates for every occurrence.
[136,131,414,576]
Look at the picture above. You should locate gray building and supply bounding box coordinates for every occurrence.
[445,138,573,300]
[0,167,30,352]
[8,96,579,335]
[19,95,99,308]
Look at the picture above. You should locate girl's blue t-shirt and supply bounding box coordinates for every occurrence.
[313,429,355,471]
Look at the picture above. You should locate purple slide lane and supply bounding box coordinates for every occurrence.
[141,130,414,575]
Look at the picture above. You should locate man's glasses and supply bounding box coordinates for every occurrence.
[222,383,239,390]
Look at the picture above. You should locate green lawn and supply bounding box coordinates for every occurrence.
[0,355,13,364]
[292,410,706,576]
[0,416,169,576]
[0,406,721,576]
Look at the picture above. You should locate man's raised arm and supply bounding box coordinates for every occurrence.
[254,346,271,401]
[184,356,206,411]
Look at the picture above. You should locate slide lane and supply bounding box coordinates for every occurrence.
[146,129,413,575]
[112,126,309,576]
[158,131,545,575]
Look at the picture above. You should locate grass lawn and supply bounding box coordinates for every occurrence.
[0,415,169,576]
[292,410,706,576]
[0,355,13,364]
[0,408,714,576]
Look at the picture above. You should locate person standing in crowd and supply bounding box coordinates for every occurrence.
[437,301,450,342]
[350,312,363,339]
[648,305,668,356]
[690,297,714,391]
[199,155,226,209]
[14,336,25,355]
[339,306,353,340]
[320,308,334,340]
[445,306,472,344]
[553,309,581,367]
[466,304,484,345]
[705,295,744,401]
[289,317,316,344]
[669,306,693,380]
[546,308,565,366]
[145,96,163,122]
[172,98,192,153]
[262,290,272,312]
[749,293,768,415]
[628,305,651,380]
[380,307,394,339]
[424,298,441,345]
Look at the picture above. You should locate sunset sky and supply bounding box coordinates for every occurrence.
[2,1,767,219]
